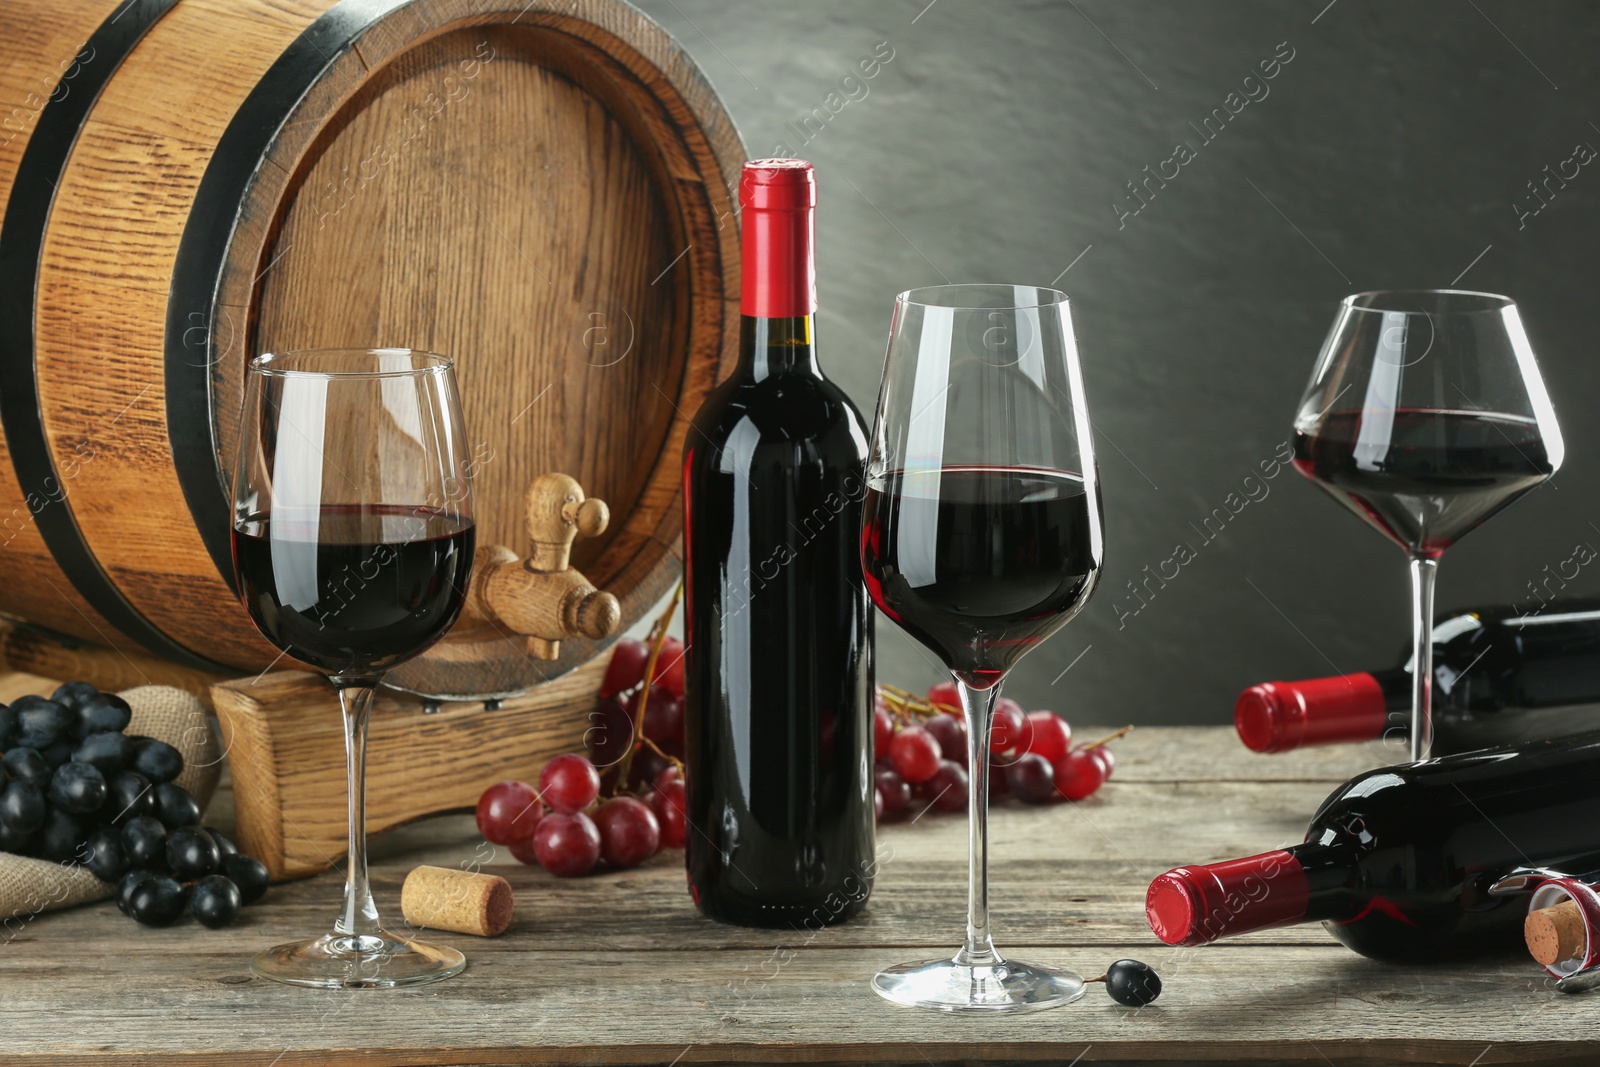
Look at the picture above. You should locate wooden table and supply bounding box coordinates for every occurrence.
[2,726,1593,1065]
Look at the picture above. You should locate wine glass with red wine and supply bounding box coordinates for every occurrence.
[231,348,476,988]
[862,284,1103,1012]
[1293,290,1562,760]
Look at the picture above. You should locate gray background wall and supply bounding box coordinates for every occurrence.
[636,0,1600,726]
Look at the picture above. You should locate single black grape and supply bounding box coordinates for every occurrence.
[51,681,99,712]
[190,874,241,929]
[105,771,155,825]
[0,818,37,855]
[72,731,132,775]
[120,814,168,869]
[221,853,270,905]
[82,826,128,881]
[116,867,158,915]
[0,704,15,749]
[166,825,220,879]
[202,826,239,859]
[127,875,187,927]
[0,780,46,834]
[153,782,199,828]
[1104,959,1162,1007]
[13,696,72,747]
[132,739,183,785]
[2,747,50,787]
[48,761,106,815]
[76,695,132,738]
[38,808,89,862]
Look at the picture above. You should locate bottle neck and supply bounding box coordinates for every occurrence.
[1234,673,1389,753]
[1146,843,1354,946]
[740,314,820,381]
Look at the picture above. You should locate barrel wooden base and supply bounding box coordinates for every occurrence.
[212,657,605,881]
[0,620,224,706]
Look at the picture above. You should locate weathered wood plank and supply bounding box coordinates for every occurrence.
[0,725,1580,1064]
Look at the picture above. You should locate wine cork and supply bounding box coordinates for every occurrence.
[401,865,514,937]
[1525,898,1586,967]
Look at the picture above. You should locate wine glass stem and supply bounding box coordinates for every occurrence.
[955,679,1000,967]
[335,683,382,938]
[1408,556,1437,761]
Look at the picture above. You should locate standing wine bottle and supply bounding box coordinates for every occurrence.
[1236,600,1600,755]
[683,159,875,928]
[1147,730,1600,961]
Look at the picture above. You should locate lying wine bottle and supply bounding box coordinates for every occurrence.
[1147,730,1600,962]
[1236,600,1600,754]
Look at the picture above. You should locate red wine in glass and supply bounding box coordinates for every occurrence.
[1291,290,1563,762]
[861,465,1098,689]
[232,504,474,678]
[862,284,1102,1013]
[1293,408,1554,560]
[231,347,477,989]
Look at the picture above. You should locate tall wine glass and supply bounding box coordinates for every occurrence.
[862,285,1103,1012]
[1292,291,1562,760]
[232,348,477,988]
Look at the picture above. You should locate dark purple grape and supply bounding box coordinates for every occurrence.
[152,782,200,828]
[221,854,270,905]
[0,780,46,834]
[75,694,131,738]
[2,747,49,787]
[116,867,158,915]
[923,759,969,814]
[191,875,242,928]
[49,761,106,815]
[923,713,968,768]
[127,876,187,927]
[82,826,128,881]
[0,818,36,854]
[51,681,98,710]
[0,704,15,749]
[72,731,132,775]
[13,696,71,749]
[132,739,183,785]
[1104,959,1162,1006]
[1005,753,1058,805]
[120,815,168,869]
[202,826,239,858]
[166,826,221,879]
[106,771,155,824]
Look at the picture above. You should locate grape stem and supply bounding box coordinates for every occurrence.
[612,579,683,794]
[1085,975,1108,983]
[1080,725,1133,750]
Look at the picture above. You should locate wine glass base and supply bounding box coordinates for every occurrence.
[872,955,1086,1013]
[250,929,465,989]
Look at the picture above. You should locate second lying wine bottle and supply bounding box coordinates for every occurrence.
[1236,600,1600,756]
[1148,730,1600,962]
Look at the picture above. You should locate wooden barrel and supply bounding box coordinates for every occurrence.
[0,0,741,685]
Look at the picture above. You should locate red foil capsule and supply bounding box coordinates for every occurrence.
[739,158,816,318]
[1234,673,1389,753]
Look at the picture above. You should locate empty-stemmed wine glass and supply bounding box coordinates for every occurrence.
[861,284,1103,1012]
[1292,290,1562,760]
[232,348,477,988]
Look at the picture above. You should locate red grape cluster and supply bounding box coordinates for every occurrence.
[473,629,689,878]
[875,681,1123,821]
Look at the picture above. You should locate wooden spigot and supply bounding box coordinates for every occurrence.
[460,474,621,658]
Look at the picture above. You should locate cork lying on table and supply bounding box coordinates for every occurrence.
[1526,898,1586,967]
[400,866,515,938]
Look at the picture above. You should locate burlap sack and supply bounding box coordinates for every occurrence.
[0,686,220,929]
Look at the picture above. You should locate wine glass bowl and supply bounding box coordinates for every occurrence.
[1292,291,1562,759]
[232,348,476,988]
[862,284,1102,1012]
